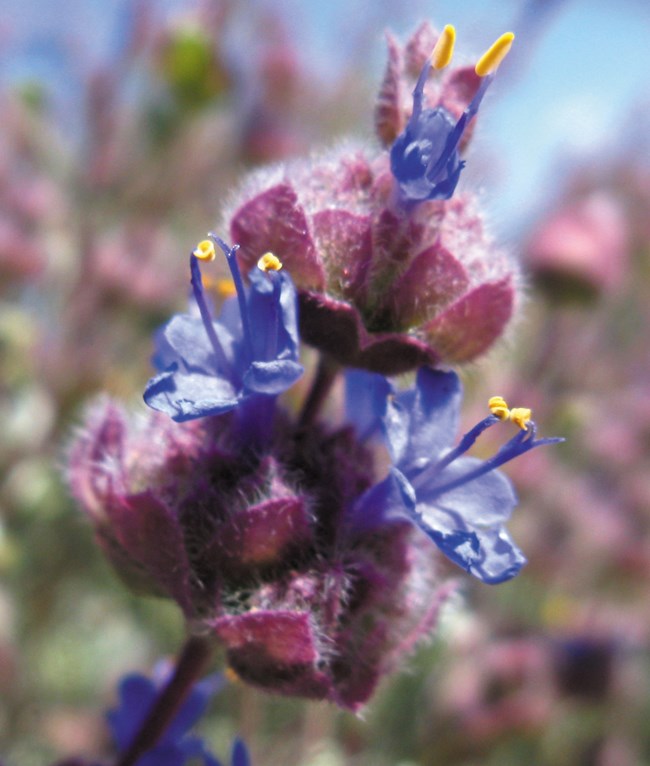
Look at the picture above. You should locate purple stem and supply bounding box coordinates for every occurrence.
[114,635,213,766]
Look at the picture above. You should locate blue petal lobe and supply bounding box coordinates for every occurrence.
[385,368,461,469]
[344,369,392,439]
[107,674,156,750]
[417,457,518,526]
[144,369,239,422]
[153,315,235,374]
[246,269,300,363]
[243,360,304,395]
[408,503,526,584]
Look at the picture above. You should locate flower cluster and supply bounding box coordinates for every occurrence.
[65,20,561,763]
[69,226,557,711]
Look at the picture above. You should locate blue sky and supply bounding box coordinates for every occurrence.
[2,0,648,235]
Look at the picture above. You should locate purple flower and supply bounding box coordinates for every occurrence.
[351,367,561,584]
[390,27,514,205]
[107,666,226,766]
[144,235,303,422]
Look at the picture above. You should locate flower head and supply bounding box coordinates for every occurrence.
[144,235,303,422]
[350,367,562,583]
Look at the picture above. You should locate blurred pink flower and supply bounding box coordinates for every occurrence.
[527,193,630,299]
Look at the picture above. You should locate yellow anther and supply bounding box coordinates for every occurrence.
[216,278,237,298]
[475,31,515,77]
[225,666,241,684]
[431,24,456,70]
[257,252,283,272]
[193,239,216,261]
[488,395,510,420]
[202,274,237,298]
[509,407,532,431]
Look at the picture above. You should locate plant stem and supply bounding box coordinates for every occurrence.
[297,355,340,428]
[115,635,213,766]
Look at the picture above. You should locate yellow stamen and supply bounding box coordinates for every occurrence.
[509,407,532,431]
[488,395,510,420]
[193,238,216,261]
[202,274,237,298]
[257,252,283,272]
[216,278,237,298]
[431,24,456,70]
[475,31,515,77]
[225,667,241,684]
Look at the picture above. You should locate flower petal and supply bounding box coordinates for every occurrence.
[243,360,304,395]
[408,502,526,584]
[344,369,392,439]
[349,468,415,531]
[385,367,461,469]
[144,368,239,422]
[417,456,518,526]
[231,738,252,766]
[152,314,236,374]
[246,268,301,362]
[107,674,156,750]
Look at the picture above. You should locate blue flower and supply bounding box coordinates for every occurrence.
[390,30,513,205]
[350,367,561,584]
[144,235,303,423]
[107,666,225,766]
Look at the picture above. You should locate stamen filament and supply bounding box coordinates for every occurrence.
[189,255,234,376]
[210,233,255,364]
[409,57,431,125]
[424,424,563,499]
[264,271,281,362]
[411,415,499,490]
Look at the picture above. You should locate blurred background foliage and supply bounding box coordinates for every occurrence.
[1,1,650,764]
